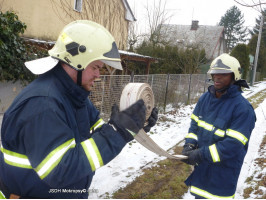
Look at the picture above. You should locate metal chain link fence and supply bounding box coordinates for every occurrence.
[0,74,210,122]
[88,74,210,121]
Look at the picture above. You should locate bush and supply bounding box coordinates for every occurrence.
[230,43,250,80]
[0,11,48,83]
[248,35,266,80]
[135,41,206,74]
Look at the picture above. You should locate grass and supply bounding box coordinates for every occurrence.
[111,146,192,199]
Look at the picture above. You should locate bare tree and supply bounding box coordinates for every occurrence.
[126,0,174,51]
[127,20,143,51]
[233,0,266,12]
[144,0,174,46]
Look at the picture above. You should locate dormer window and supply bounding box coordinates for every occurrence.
[74,0,82,12]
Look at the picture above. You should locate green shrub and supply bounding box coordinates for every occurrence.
[230,43,250,80]
[0,11,48,83]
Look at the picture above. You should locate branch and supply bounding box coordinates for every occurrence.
[233,0,266,7]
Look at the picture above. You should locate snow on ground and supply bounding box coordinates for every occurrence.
[236,98,266,199]
[242,81,266,98]
[89,81,266,199]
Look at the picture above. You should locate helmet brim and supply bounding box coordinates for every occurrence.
[207,69,233,75]
[101,60,123,70]
[25,56,59,75]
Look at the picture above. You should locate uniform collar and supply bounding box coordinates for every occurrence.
[52,64,90,105]
[208,84,241,98]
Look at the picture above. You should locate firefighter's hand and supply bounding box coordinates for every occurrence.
[109,99,146,142]
[182,149,203,165]
[143,107,158,132]
[182,143,196,156]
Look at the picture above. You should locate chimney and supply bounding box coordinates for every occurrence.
[191,20,199,30]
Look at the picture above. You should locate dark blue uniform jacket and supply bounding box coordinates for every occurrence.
[185,84,256,199]
[0,66,127,198]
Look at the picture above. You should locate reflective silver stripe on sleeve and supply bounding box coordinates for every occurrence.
[90,118,105,133]
[0,190,6,199]
[226,129,248,145]
[35,139,76,179]
[214,129,225,137]
[185,133,198,141]
[81,138,103,171]
[191,114,199,122]
[198,120,214,131]
[209,144,220,162]
[1,145,32,169]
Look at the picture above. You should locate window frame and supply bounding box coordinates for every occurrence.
[74,0,82,12]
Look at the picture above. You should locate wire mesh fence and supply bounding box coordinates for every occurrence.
[88,74,210,121]
[0,74,210,122]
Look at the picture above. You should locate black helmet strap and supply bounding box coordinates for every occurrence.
[77,71,82,86]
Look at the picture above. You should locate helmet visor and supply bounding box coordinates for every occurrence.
[25,56,59,75]
[207,68,233,75]
[101,60,123,70]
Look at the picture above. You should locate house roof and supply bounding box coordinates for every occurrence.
[119,50,157,62]
[23,37,157,74]
[122,0,136,21]
[158,24,225,59]
[22,37,155,61]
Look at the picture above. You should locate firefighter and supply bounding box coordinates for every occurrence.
[0,20,158,199]
[182,53,256,198]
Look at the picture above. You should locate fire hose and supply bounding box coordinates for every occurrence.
[120,83,187,160]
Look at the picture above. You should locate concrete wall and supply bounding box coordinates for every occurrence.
[0,81,25,113]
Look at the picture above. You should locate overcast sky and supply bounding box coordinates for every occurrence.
[127,0,264,34]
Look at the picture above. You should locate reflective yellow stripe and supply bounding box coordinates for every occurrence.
[198,120,214,131]
[191,114,199,122]
[81,138,103,171]
[226,129,248,145]
[90,118,104,133]
[191,114,213,131]
[0,190,6,199]
[185,133,198,141]
[35,139,76,179]
[0,145,32,169]
[209,144,220,162]
[191,186,235,199]
[126,129,136,137]
[191,115,226,136]
[214,129,225,137]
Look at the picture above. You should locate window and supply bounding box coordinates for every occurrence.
[74,0,82,12]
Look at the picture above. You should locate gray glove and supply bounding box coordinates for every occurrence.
[182,143,196,156]
[182,148,203,165]
[143,107,158,132]
[109,99,146,142]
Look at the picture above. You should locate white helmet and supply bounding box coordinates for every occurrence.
[25,20,122,75]
[208,53,242,81]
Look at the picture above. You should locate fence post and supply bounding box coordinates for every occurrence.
[203,74,207,93]
[151,74,154,89]
[187,74,192,105]
[130,71,134,82]
[164,74,170,112]
[100,76,106,114]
